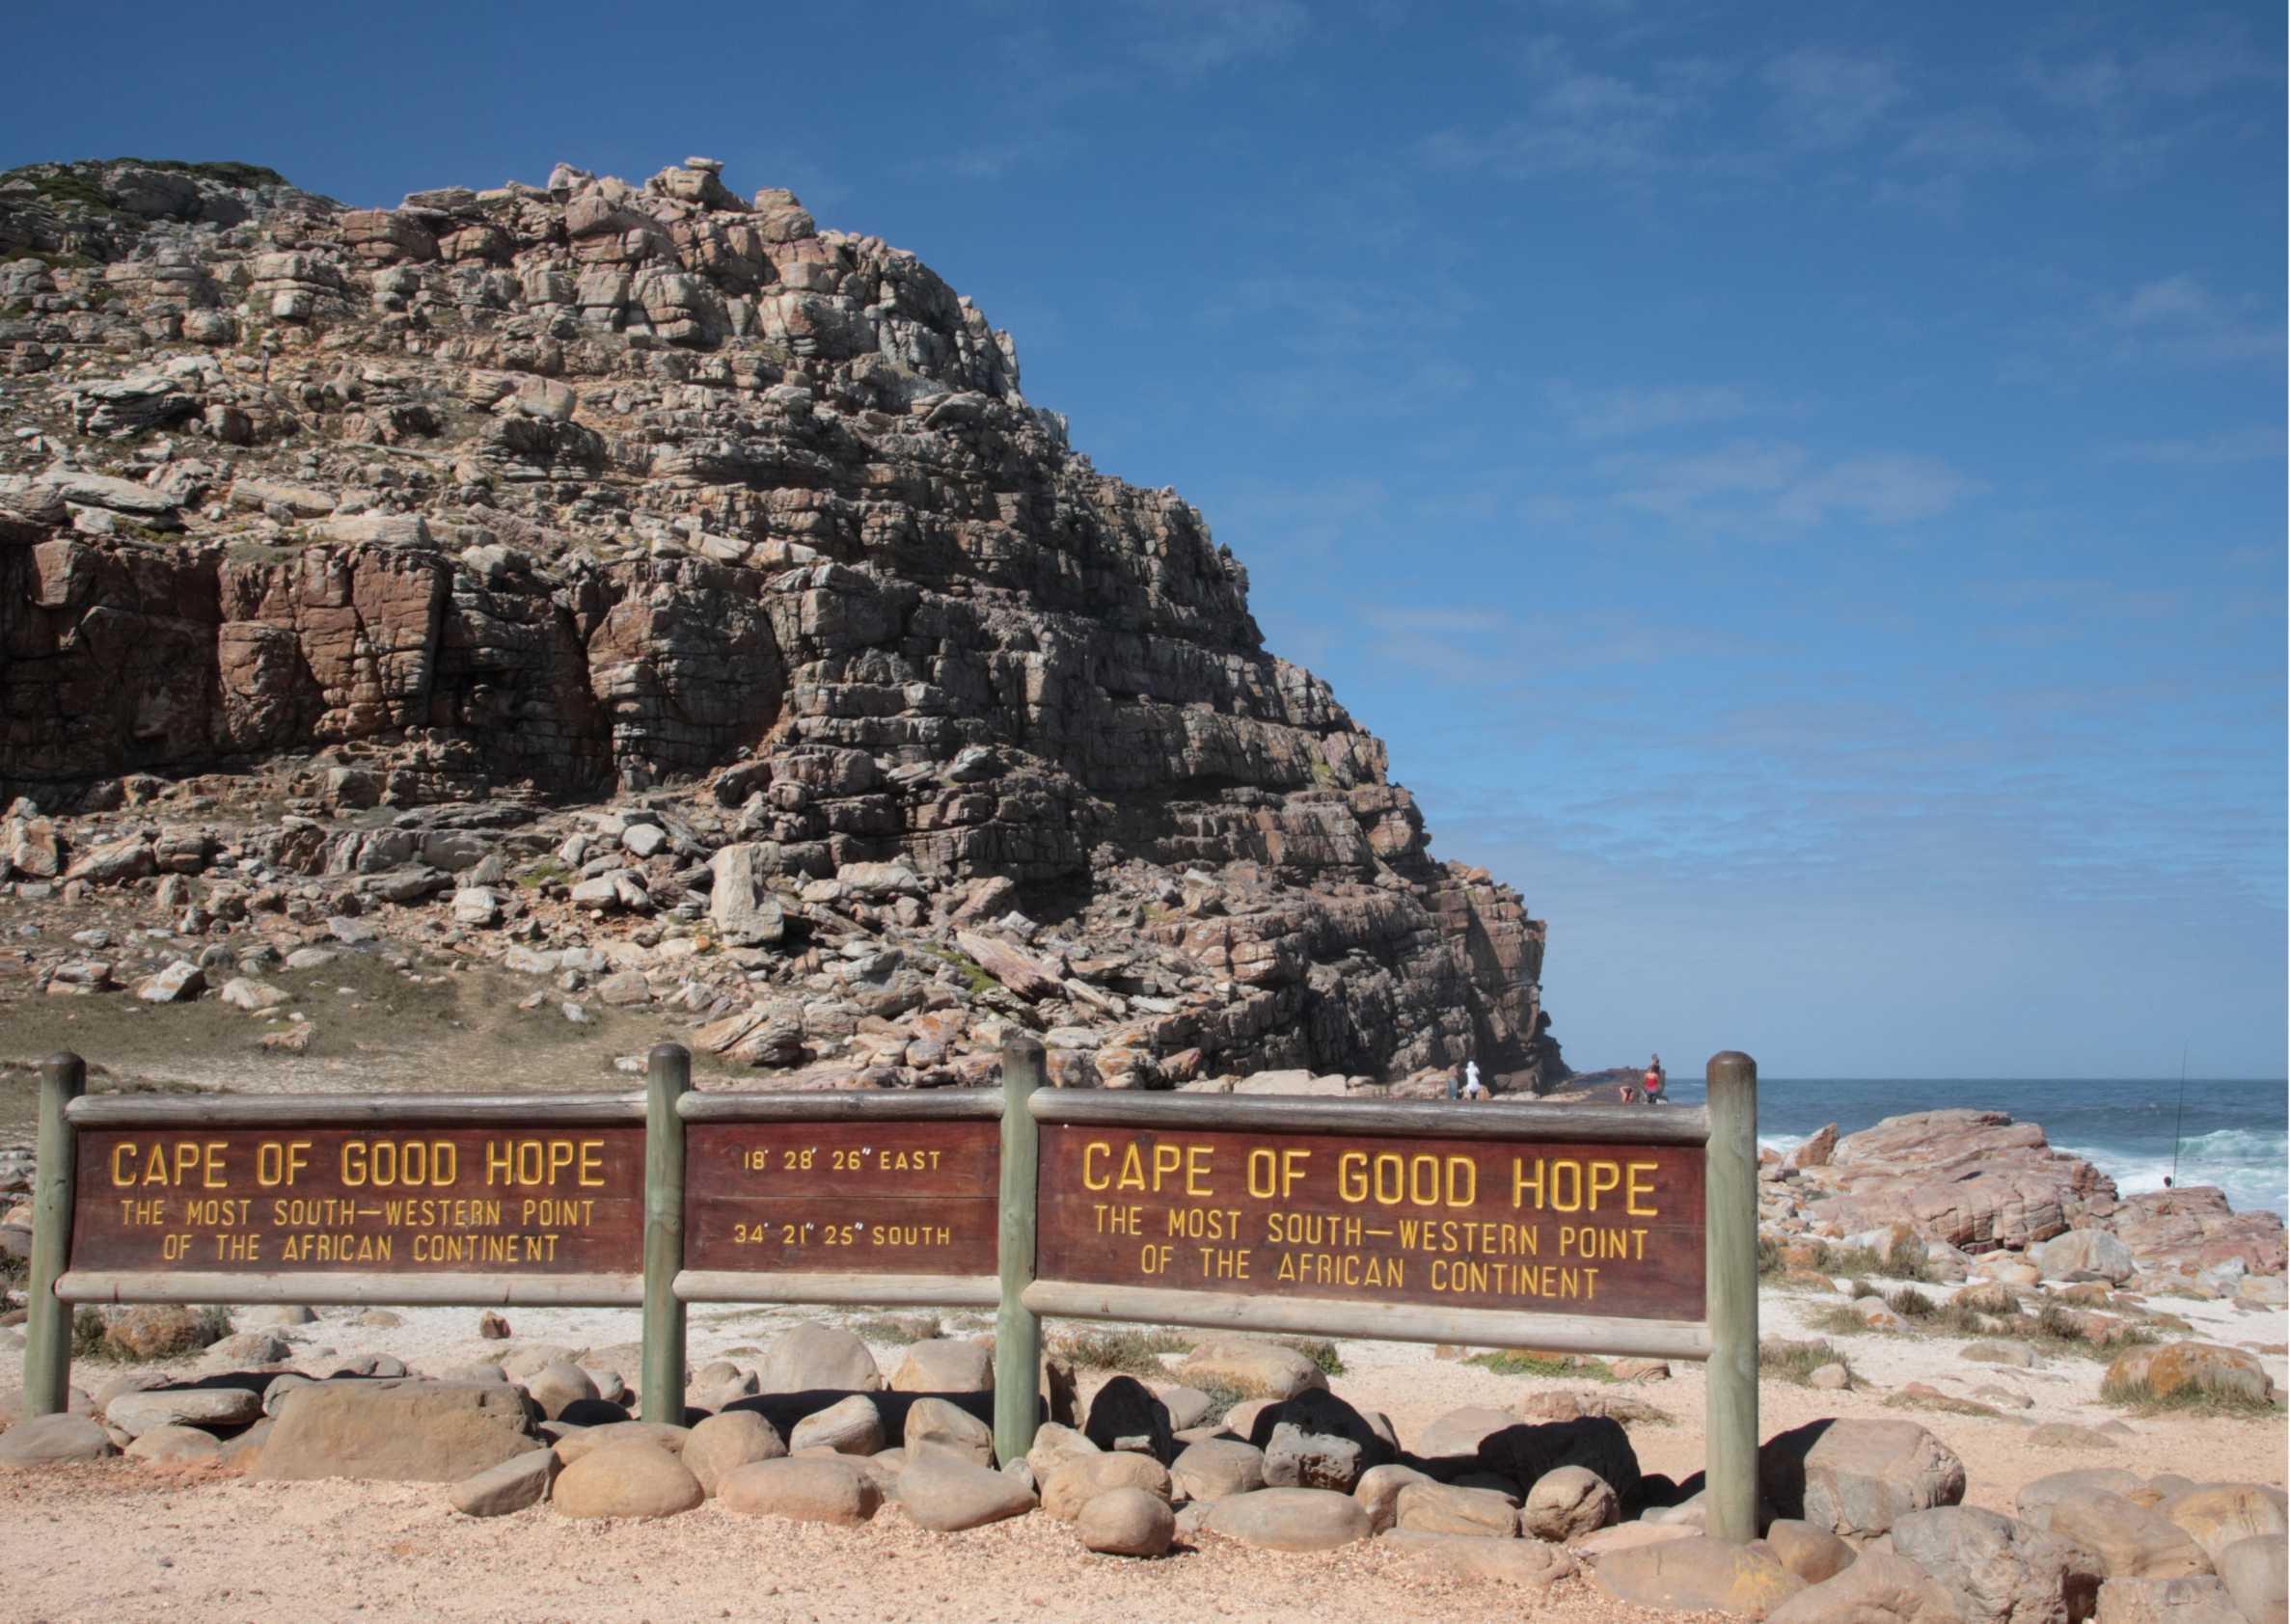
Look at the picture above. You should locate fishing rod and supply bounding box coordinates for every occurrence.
[2167,1043,2188,1189]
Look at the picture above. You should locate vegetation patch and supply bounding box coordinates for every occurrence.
[1467,1349,1614,1381]
[1048,1325,1195,1377]
[1758,1337,1855,1386]
[2099,1375,2280,1420]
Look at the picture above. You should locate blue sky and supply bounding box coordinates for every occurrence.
[8,2,2282,1077]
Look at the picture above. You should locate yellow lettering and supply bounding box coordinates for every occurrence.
[578,1141,603,1187]
[1513,1157,1543,1209]
[1083,1141,1111,1191]
[1186,1145,1213,1198]
[1116,1143,1146,1192]
[341,1141,368,1186]
[1282,1149,1310,1198]
[1247,1149,1277,1199]
[1447,1155,1476,1207]
[1589,1160,1621,1210]
[111,1142,137,1187]
[1550,1159,1582,1212]
[1626,1162,1658,1217]
[1338,1151,1367,1203]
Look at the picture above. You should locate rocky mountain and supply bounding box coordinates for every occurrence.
[0,154,1563,1091]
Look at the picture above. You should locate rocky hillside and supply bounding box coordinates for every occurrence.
[0,155,1562,1091]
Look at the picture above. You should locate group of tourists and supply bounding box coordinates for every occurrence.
[1620,1054,1667,1105]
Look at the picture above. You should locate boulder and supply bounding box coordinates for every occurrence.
[1203,1487,1372,1552]
[1381,1529,1578,1587]
[1486,1416,1642,1508]
[898,1453,1037,1531]
[1521,1464,1620,1542]
[1412,1404,1518,1472]
[554,1421,691,1462]
[2093,1576,2245,1624]
[1171,1438,1267,1503]
[1083,1374,1173,1462]
[551,1441,704,1520]
[1077,1485,1176,1556]
[719,1455,882,1526]
[708,846,786,946]
[1891,1505,2099,1624]
[0,1413,119,1467]
[1177,1338,1329,1400]
[1354,1462,1438,1533]
[1250,1388,1393,1494]
[787,1394,885,1456]
[124,1424,223,1466]
[2045,1489,2214,1579]
[905,1396,995,1467]
[1761,1419,1967,1540]
[220,1421,273,1472]
[2219,1534,2287,1624]
[1595,1534,1811,1614]
[891,1340,994,1394]
[2016,1469,2143,1522]
[2156,1484,2287,1562]
[253,1382,537,1483]
[1042,1451,1173,1520]
[1766,1550,1968,1624]
[1395,1480,1518,1538]
[450,1448,559,1516]
[761,1321,882,1394]
[2037,1230,2136,1284]
[1024,1421,1101,1478]
[2102,1342,2275,1405]
[105,1387,263,1437]
[104,1304,225,1360]
[1159,1388,1213,1431]
[1765,1518,1860,1584]
[681,1411,785,1496]
[527,1362,599,1421]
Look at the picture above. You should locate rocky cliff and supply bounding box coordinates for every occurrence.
[0,155,1562,1090]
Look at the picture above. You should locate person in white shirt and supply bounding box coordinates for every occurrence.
[1462,1060,1486,1098]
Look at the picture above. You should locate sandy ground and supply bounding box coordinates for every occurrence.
[2,1282,2282,1624]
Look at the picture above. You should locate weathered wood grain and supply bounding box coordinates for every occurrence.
[1029,1092,1711,1147]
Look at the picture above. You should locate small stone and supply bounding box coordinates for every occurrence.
[1610,1358,1671,1381]
[682,1411,786,1496]
[1203,1487,1371,1552]
[1809,1362,1852,1390]
[241,1306,316,1329]
[1959,1340,2034,1367]
[477,1311,511,1340]
[1083,1374,1173,1462]
[551,1440,703,1520]
[1078,1485,1176,1556]
[2046,1489,2215,1579]
[2158,1484,2287,1562]
[1382,1529,1578,1589]
[898,1453,1037,1531]
[1025,1421,1101,1478]
[1759,1419,1967,1541]
[719,1455,882,1526]
[105,1305,226,1361]
[2029,1422,2121,1450]
[135,961,205,1002]
[1158,1387,1213,1431]
[450,1448,559,1516]
[527,1361,598,1421]
[204,1332,289,1365]
[787,1394,884,1456]
[1520,1463,1619,1542]
[124,1423,222,1466]
[352,1310,403,1329]
[220,976,287,1012]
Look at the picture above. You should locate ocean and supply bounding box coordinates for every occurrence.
[1649,1076,2290,1220]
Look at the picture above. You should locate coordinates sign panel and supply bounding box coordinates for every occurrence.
[70,1126,644,1276]
[1035,1124,1705,1321]
[684,1120,998,1276]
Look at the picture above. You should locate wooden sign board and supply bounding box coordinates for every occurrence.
[68,1124,645,1279]
[683,1120,999,1278]
[1034,1123,1705,1321]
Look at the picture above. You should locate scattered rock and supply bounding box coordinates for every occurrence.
[1354,1462,1438,1534]
[104,1304,225,1361]
[106,1387,263,1437]
[2038,1229,2136,1283]
[527,1361,599,1421]
[787,1394,885,1456]
[1172,1438,1267,1503]
[1412,1405,1519,1472]
[1611,1358,1672,1382]
[1891,1504,2100,1624]
[1024,1421,1101,1478]
[2028,1423,2121,1450]
[2218,1534,2288,1624]
[1765,1549,1966,1624]
[1077,1485,1176,1556]
[2155,1485,2286,1562]
[1042,1452,1173,1520]
[1520,1464,1619,1542]
[903,1396,994,1467]
[253,1381,537,1483]
[1595,1534,1811,1614]
[450,1448,559,1516]
[477,1312,511,1340]
[719,1456,883,1526]
[1178,1339,1328,1400]
[0,1413,117,1468]
[1396,1480,1518,1538]
[1763,1518,1860,1584]
[1959,1340,2034,1367]
[1760,1419,1967,1540]
[1083,1374,1174,1463]
[898,1453,1037,1531]
[2103,1341,2276,1405]
[761,1321,882,1394]
[2092,1575,2246,1624]
[1381,1529,1577,1588]
[681,1411,786,1496]
[2045,1489,2215,1580]
[890,1340,993,1394]
[1203,1487,1372,1552]
[123,1424,223,1466]
[551,1440,704,1520]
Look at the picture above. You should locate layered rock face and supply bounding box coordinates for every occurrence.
[0,156,1561,1087]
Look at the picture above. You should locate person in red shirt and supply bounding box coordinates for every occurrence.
[1642,1054,1667,1104]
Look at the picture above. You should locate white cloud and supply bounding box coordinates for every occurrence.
[1546,380,1764,439]
[1604,441,1978,533]
[1761,47,1905,147]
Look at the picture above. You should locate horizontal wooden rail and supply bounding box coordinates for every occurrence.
[1028,1092,1711,1146]
[674,1269,999,1308]
[1022,1280,1713,1362]
[677,1091,1003,1123]
[55,1269,643,1308]
[66,1092,647,1128]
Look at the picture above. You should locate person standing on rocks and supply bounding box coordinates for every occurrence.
[1463,1059,1486,1098]
[1643,1054,1667,1104]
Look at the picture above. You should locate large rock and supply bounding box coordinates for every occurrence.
[899,1453,1037,1531]
[891,1340,994,1394]
[1041,1451,1172,1520]
[124,1424,224,1466]
[2218,1534,2288,1624]
[104,1304,224,1360]
[1172,1438,1267,1503]
[2037,1230,2136,1283]
[709,845,786,945]
[553,1420,690,1463]
[0,1413,117,1467]
[904,1396,994,1467]
[527,1362,599,1421]
[2156,1484,2287,1562]
[1077,1485,1176,1556]
[1412,1405,1518,1472]
[1761,1420,1967,1540]
[105,1387,263,1438]
[1382,1529,1577,1588]
[552,1440,704,1519]
[1354,1462,1438,1533]
[1024,1421,1101,1478]
[2044,1490,2214,1580]
[1521,1464,1619,1542]
[1765,1519,1861,1585]
[1083,1374,1173,1463]
[1767,1550,1969,1624]
[253,1382,537,1483]
[2092,1576,2245,1624]
[761,1321,882,1394]
[1177,1339,1329,1400]
[2101,1342,2276,1405]
[681,1411,785,1496]
[1250,1388,1392,1494]
[1818,1110,2115,1252]
[1891,1505,2099,1624]
[719,1456,882,1526]
[450,1448,559,1516]
[1203,1488,1371,1552]
[1395,1480,1518,1538]
[2015,1469,2145,1522]
[1597,1535,1811,1613]
[787,1394,885,1456]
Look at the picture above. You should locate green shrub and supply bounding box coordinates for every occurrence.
[1279,1339,1346,1379]
[1758,1338,1854,1385]
[1466,1350,1613,1381]
[1048,1326,1195,1377]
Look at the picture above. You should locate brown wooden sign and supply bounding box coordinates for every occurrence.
[683,1120,999,1278]
[69,1125,645,1278]
[1034,1123,1705,1321]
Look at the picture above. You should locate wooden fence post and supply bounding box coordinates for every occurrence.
[641,1042,690,1425]
[1704,1049,1760,1543]
[993,1032,1046,1469]
[24,1051,84,1418]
